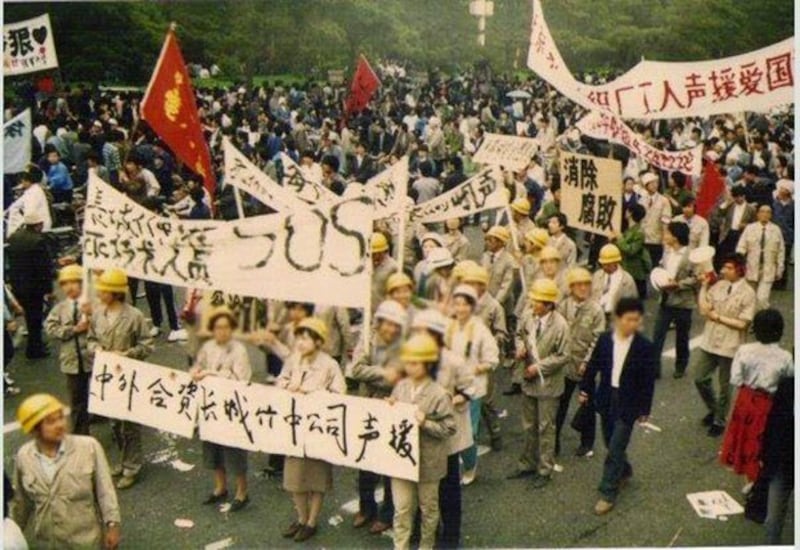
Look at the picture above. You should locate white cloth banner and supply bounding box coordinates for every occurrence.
[3,109,31,174]
[88,357,421,481]
[559,150,623,236]
[280,152,339,205]
[528,0,794,119]
[3,14,59,76]
[410,167,507,223]
[223,138,308,213]
[472,133,540,171]
[82,174,372,308]
[88,352,198,438]
[362,156,409,218]
[575,111,703,176]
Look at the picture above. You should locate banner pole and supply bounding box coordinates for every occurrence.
[396,203,407,270]
[505,204,527,293]
[233,188,246,219]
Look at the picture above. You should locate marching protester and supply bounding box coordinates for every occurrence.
[11,394,121,549]
[771,179,793,290]
[389,333,456,550]
[673,196,710,250]
[639,172,671,269]
[5,168,52,237]
[546,213,577,267]
[371,232,399,312]
[592,244,638,327]
[44,265,91,435]
[611,203,650,300]
[715,185,756,262]
[191,307,253,511]
[277,318,346,543]
[87,268,155,489]
[579,298,656,515]
[735,204,785,311]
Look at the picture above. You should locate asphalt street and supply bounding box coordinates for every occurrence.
[3,225,795,548]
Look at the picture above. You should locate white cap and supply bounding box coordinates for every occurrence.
[777,178,794,195]
[427,247,454,270]
[641,172,658,185]
[23,211,45,225]
[419,232,444,247]
[108,118,118,126]
[411,308,451,335]
[452,284,478,304]
[374,300,407,326]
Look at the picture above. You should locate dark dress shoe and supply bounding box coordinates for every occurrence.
[673,370,686,379]
[503,384,522,396]
[26,349,50,359]
[202,491,229,505]
[229,496,249,512]
[294,525,318,542]
[701,413,715,427]
[531,475,551,489]
[490,437,503,452]
[506,469,536,480]
[282,521,304,538]
[707,424,725,437]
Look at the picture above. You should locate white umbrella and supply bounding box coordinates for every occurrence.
[506,90,532,99]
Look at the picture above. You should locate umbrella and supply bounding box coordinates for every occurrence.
[506,90,532,99]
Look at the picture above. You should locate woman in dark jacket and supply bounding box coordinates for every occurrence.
[760,375,794,544]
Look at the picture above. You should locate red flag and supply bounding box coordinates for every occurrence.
[344,55,381,116]
[695,160,725,219]
[141,27,215,203]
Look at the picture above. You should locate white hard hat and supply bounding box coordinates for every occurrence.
[427,247,454,270]
[411,308,450,335]
[452,284,478,304]
[375,300,407,326]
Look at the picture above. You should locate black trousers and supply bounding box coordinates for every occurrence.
[634,279,648,300]
[716,231,741,270]
[144,281,179,331]
[357,470,394,523]
[645,244,663,272]
[598,391,635,503]
[67,370,91,435]
[438,453,462,548]
[17,290,46,355]
[773,243,792,289]
[652,305,692,376]
[555,378,596,455]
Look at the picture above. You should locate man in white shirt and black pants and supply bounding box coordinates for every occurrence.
[579,298,656,516]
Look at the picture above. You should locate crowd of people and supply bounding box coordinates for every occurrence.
[2,62,795,549]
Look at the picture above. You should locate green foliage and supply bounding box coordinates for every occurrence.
[3,0,793,85]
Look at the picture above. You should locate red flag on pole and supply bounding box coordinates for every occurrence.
[141,25,215,204]
[695,160,725,219]
[344,55,381,117]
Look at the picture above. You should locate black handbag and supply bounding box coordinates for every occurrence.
[570,402,593,433]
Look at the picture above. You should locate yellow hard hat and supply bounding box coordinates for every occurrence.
[528,278,560,304]
[386,272,414,294]
[95,268,128,294]
[296,317,329,345]
[57,264,83,284]
[524,228,549,249]
[461,265,490,285]
[598,244,623,265]
[510,198,531,216]
[17,393,65,434]
[566,267,593,286]
[486,225,510,244]
[400,333,440,363]
[371,232,389,254]
[538,245,562,262]
[453,260,479,281]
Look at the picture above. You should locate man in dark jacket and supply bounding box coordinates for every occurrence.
[6,211,54,358]
[580,298,656,515]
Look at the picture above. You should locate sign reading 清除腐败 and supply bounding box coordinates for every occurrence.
[81,174,372,308]
[88,356,421,481]
[3,14,59,76]
[559,151,623,237]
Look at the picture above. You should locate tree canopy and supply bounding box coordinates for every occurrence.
[4,0,793,85]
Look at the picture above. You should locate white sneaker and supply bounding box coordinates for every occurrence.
[553,463,564,473]
[168,328,188,342]
[149,327,161,338]
[461,468,477,486]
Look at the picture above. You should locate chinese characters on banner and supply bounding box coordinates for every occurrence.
[410,167,508,223]
[81,174,372,308]
[362,156,409,219]
[88,352,198,438]
[575,111,703,176]
[4,109,31,174]
[528,0,794,119]
[472,133,541,171]
[3,14,59,76]
[279,152,339,206]
[559,151,623,236]
[223,138,308,213]
[88,356,421,481]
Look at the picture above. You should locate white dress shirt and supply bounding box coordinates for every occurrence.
[611,332,634,388]
[731,202,746,229]
[600,269,623,313]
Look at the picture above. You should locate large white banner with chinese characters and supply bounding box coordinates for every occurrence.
[410,167,507,223]
[473,133,540,171]
[88,352,199,438]
[4,109,31,174]
[559,151,623,236]
[88,356,421,481]
[223,138,308,213]
[575,111,703,176]
[3,14,59,76]
[82,174,372,308]
[528,0,794,119]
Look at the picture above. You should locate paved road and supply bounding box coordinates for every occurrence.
[3,227,795,548]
